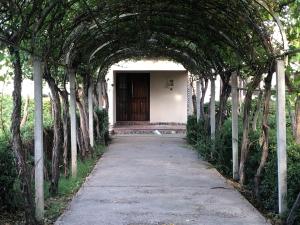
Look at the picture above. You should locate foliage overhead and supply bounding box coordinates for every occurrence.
[1,0,298,80]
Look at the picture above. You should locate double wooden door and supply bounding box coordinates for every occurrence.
[116,73,150,121]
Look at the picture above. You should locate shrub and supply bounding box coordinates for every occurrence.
[0,136,20,211]
[95,108,109,145]
[186,113,300,222]
[186,115,199,145]
[0,96,53,212]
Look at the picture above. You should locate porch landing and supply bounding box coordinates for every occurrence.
[112,123,186,135]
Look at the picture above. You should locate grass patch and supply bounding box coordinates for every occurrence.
[44,144,106,224]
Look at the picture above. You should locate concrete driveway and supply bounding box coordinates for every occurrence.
[55,135,270,225]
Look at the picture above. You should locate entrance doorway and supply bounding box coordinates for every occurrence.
[116,73,150,121]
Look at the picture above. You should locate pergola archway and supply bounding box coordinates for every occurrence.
[1,0,292,222]
[35,0,288,220]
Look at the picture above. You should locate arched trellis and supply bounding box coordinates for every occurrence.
[0,0,293,222]
[36,0,288,220]
[66,9,272,71]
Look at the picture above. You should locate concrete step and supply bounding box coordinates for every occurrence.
[112,128,186,135]
[115,121,186,126]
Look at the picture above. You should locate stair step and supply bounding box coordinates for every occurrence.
[115,121,186,126]
[112,129,186,135]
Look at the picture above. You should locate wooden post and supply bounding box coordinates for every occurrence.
[231,71,239,180]
[210,78,216,140]
[88,83,94,147]
[33,57,44,221]
[276,59,287,214]
[69,69,77,177]
[196,80,201,121]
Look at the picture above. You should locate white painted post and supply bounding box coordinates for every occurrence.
[210,78,216,140]
[238,77,243,108]
[88,83,94,147]
[187,73,193,116]
[196,80,201,121]
[98,80,103,110]
[219,76,223,102]
[231,72,239,180]
[33,57,44,221]
[276,59,287,214]
[69,69,77,177]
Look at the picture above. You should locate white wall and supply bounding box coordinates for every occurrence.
[150,71,187,123]
[109,60,186,72]
[106,60,188,126]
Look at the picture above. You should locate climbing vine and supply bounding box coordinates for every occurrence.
[0,0,299,224]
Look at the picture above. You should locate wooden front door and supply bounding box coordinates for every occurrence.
[116,73,150,121]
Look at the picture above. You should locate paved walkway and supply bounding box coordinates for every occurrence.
[56,136,270,225]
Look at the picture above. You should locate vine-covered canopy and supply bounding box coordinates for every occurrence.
[1,2,300,224]
[0,0,288,79]
[61,0,286,78]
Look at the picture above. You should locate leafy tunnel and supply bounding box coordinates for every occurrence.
[0,0,299,224]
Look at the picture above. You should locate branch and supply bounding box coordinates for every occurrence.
[277,48,300,58]
[286,192,300,225]
[33,0,60,34]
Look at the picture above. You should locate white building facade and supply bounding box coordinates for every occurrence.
[106,60,189,126]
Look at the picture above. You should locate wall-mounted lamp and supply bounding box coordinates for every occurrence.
[167,79,174,91]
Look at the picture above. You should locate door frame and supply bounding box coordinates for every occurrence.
[115,72,150,122]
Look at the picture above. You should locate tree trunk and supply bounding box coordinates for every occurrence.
[216,73,231,130]
[82,76,93,155]
[9,47,37,225]
[82,74,89,111]
[192,94,197,115]
[95,80,103,110]
[76,90,91,157]
[94,111,101,141]
[102,80,109,111]
[254,69,273,197]
[189,79,197,115]
[287,100,296,138]
[76,125,85,158]
[20,95,30,128]
[252,90,263,131]
[45,69,63,196]
[239,75,262,185]
[60,90,70,177]
[49,94,54,120]
[295,95,300,144]
[92,83,101,141]
[200,78,209,119]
